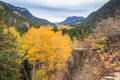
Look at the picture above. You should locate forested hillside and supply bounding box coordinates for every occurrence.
[0,5,43,34]
[0,0,120,80]
[63,0,120,80]
[0,0,50,24]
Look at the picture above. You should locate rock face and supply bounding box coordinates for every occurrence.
[64,49,95,80]
[101,72,120,80]
[64,47,120,80]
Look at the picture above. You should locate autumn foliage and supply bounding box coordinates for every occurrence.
[0,22,20,80]
[19,26,72,79]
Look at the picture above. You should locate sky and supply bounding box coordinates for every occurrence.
[2,0,110,22]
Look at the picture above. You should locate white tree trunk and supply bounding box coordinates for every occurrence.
[32,60,36,80]
[42,64,44,80]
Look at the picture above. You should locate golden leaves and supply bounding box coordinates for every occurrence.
[92,36,108,50]
[21,26,72,71]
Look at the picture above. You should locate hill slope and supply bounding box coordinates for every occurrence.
[0,4,43,34]
[58,16,85,25]
[63,0,120,80]
[0,0,50,24]
[73,0,120,27]
[86,0,120,23]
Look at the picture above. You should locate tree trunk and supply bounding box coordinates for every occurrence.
[23,65,29,80]
[32,60,36,80]
[42,64,44,80]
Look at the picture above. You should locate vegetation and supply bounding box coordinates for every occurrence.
[0,14,120,80]
[20,26,72,80]
[0,21,72,80]
[0,21,20,80]
[0,0,120,80]
[52,23,96,41]
[0,5,4,9]
[0,5,42,34]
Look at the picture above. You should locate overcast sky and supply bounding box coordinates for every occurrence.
[2,0,109,22]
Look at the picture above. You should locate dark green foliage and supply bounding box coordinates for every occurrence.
[20,60,32,80]
[52,25,59,32]
[16,26,28,35]
[0,21,20,80]
[61,23,96,40]
[63,16,96,40]
[0,51,19,80]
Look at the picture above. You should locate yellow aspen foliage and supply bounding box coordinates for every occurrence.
[8,27,22,64]
[0,22,21,79]
[92,36,107,50]
[35,70,48,80]
[9,27,22,47]
[9,27,23,62]
[21,26,72,71]
[72,38,83,48]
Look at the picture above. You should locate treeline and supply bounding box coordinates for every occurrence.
[52,23,96,40]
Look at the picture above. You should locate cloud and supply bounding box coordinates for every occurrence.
[2,0,110,22]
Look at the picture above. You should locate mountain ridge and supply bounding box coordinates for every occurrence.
[0,0,50,24]
[57,16,85,25]
[0,4,44,34]
[86,0,120,23]
[72,0,120,27]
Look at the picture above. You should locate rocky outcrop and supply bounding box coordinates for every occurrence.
[64,47,120,80]
[101,72,120,80]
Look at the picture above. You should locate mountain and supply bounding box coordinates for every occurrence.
[63,0,120,80]
[0,4,44,34]
[0,0,50,24]
[72,0,120,27]
[58,16,85,25]
[86,0,120,23]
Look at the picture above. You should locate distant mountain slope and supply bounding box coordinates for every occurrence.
[0,4,43,34]
[73,0,120,27]
[58,16,85,25]
[86,0,120,23]
[0,0,50,24]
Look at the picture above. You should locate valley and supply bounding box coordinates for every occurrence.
[0,0,120,80]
